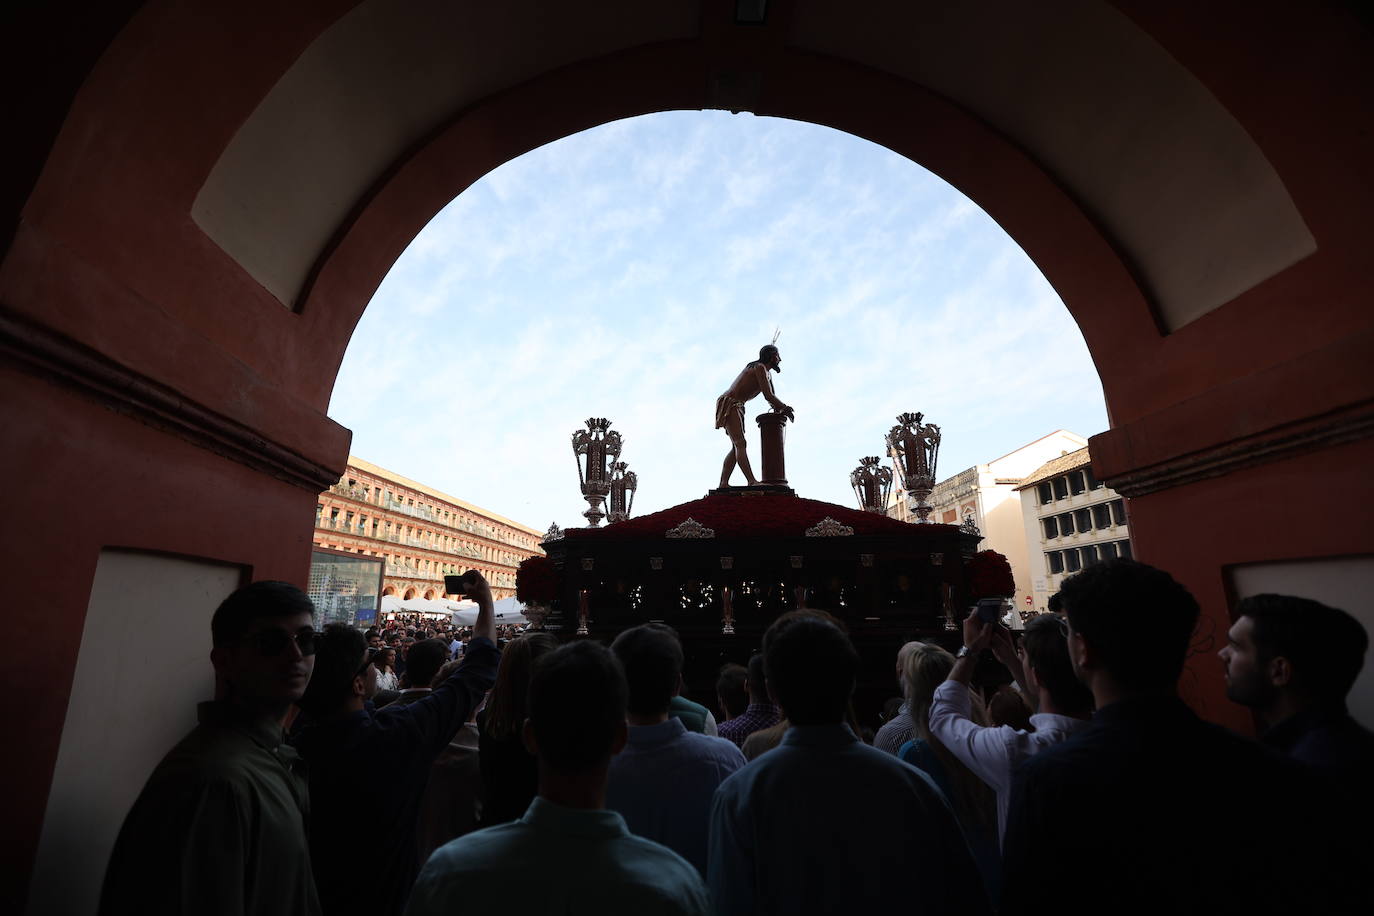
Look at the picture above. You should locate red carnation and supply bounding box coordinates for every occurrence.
[967,550,1015,599]
[516,555,559,605]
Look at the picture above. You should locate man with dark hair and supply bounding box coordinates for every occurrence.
[389,638,451,705]
[293,572,498,916]
[717,654,781,748]
[607,624,745,875]
[407,641,710,915]
[929,612,1092,846]
[101,581,320,916]
[709,611,988,915]
[1220,593,1374,773]
[1000,560,1330,915]
[715,663,749,723]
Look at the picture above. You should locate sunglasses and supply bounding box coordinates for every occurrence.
[241,628,317,657]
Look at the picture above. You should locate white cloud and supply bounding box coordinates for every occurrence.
[330,112,1108,526]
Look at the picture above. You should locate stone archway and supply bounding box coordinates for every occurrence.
[403,587,416,600]
[5,3,1373,909]
[382,585,396,596]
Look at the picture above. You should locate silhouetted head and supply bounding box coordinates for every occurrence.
[1059,559,1199,694]
[763,610,858,725]
[406,638,451,688]
[524,641,628,773]
[297,624,367,717]
[1021,613,1094,715]
[746,652,770,704]
[1222,593,1367,711]
[716,663,749,720]
[611,623,684,717]
[758,345,781,372]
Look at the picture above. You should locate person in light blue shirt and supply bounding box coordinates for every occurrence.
[406,641,710,916]
[608,624,747,875]
[708,611,991,916]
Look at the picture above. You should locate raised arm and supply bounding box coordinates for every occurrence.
[461,569,495,644]
[930,611,1017,794]
[987,624,1034,710]
[754,364,793,418]
[391,570,498,755]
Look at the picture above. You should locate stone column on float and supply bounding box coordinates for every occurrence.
[756,412,790,486]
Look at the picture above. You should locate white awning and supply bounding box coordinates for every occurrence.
[451,598,528,626]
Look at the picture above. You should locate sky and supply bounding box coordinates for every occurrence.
[328,111,1108,532]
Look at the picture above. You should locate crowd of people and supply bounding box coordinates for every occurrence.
[99,560,1373,915]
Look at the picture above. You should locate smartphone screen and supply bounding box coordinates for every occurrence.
[976,598,1003,623]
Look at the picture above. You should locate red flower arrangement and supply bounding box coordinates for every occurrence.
[516,555,559,605]
[967,550,1015,599]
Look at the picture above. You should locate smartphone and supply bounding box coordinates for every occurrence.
[975,598,1004,624]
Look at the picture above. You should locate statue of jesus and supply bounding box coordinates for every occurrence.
[716,344,795,488]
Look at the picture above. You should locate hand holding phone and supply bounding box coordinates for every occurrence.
[976,597,1004,624]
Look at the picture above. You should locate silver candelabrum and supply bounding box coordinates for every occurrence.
[571,417,622,527]
[850,455,894,514]
[607,461,638,524]
[886,411,941,524]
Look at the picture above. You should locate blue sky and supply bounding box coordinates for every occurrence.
[328,111,1108,530]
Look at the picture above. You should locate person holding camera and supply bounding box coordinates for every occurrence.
[930,608,1093,848]
[293,570,498,916]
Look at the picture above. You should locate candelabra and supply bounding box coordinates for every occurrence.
[571,418,622,527]
[886,412,941,524]
[607,461,638,524]
[850,456,893,514]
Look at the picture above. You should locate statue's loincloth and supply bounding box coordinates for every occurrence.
[715,395,745,430]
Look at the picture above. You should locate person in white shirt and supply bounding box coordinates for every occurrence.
[373,646,399,693]
[930,611,1094,845]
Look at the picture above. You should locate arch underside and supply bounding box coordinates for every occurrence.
[194,0,1312,340]
[4,5,1373,907]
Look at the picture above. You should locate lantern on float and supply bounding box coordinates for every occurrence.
[571,418,621,527]
[886,412,941,524]
[850,456,893,514]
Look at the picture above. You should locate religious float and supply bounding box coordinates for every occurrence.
[522,362,1008,721]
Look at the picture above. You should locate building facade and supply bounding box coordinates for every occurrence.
[313,456,544,600]
[890,430,1088,607]
[1017,446,1132,615]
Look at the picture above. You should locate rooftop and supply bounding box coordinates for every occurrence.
[1016,446,1092,490]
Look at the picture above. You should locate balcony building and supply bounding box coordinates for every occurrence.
[313,456,543,600]
[1016,446,1132,615]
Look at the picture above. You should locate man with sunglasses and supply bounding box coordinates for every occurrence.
[100,580,321,916]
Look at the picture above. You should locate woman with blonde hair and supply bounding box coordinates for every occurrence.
[899,642,1001,899]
